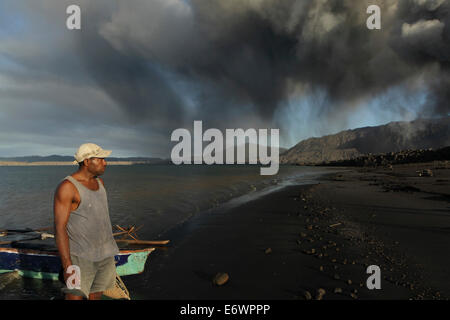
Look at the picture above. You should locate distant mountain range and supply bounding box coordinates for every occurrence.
[3,117,448,166]
[0,155,169,164]
[281,116,450,165]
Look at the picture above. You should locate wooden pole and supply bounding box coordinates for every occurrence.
[0,236,42,246]
[115,239,170,245]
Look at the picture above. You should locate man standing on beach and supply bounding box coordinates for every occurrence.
[53,143,119,300]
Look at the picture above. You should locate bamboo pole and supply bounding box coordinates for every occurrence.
[113,231,129,237]
[0,236,42,245]
[115,239,170,245]
[0,226,52,234]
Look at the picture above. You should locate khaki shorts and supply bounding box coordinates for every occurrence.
[61,255,116,299]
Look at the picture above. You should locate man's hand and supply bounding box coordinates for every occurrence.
[63,265,75,284]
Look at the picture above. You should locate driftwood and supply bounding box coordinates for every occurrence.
[329,223,342,228]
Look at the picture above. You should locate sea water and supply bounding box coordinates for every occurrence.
[0,164,331,238]
[0,164,333,299]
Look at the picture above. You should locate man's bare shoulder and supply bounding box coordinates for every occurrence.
[55,179,77,198]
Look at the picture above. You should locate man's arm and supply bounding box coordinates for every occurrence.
[53,181,75,274]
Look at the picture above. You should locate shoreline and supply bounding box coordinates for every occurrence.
[0,163,448,300]
[148,167,342,242]
[0,161,146,166]
[125,162,449,300]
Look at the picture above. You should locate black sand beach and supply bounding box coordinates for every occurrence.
[126,163,450,300]
[1,163,448,301]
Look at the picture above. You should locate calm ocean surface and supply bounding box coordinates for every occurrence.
[0,164,331,239]
[0,164,334,299]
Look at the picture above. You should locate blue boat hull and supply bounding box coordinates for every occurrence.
[0,247,154,280]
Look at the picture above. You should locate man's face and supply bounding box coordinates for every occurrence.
[86,157,107,176]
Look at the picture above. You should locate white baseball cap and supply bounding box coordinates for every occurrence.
[73,143,112,164]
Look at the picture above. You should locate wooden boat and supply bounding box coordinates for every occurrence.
[0,245,155,280]
[0,226,166,281]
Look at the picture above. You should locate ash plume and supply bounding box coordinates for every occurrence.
[1,0,449,156]
[91,0,450,124]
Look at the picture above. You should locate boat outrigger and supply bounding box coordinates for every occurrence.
[0,225,168,281]
[0,246,155,280]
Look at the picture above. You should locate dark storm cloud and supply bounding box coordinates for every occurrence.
[393,0,450,115]
[1,0,449,157]
[74,1,186,131]
[96,0,450,124]
[0,0,188,157]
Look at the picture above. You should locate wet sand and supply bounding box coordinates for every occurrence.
[1,163,448,300]
[127,162,450,300]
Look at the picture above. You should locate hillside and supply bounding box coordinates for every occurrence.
[281,117,450,165]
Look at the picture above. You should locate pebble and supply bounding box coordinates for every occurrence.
[319,266,324,272]
[303,290,312,300]
[265,248,272,254]
[350,293,358,299]
[316,288,326,300]
[347,280,352,285]
[212,273,229,286]
[334,274,340,280]
[0,271,20,290]
[334,288,342,294]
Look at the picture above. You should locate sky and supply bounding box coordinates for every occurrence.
[0,0,449,158]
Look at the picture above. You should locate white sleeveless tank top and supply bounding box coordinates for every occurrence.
[64,176,119,261]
